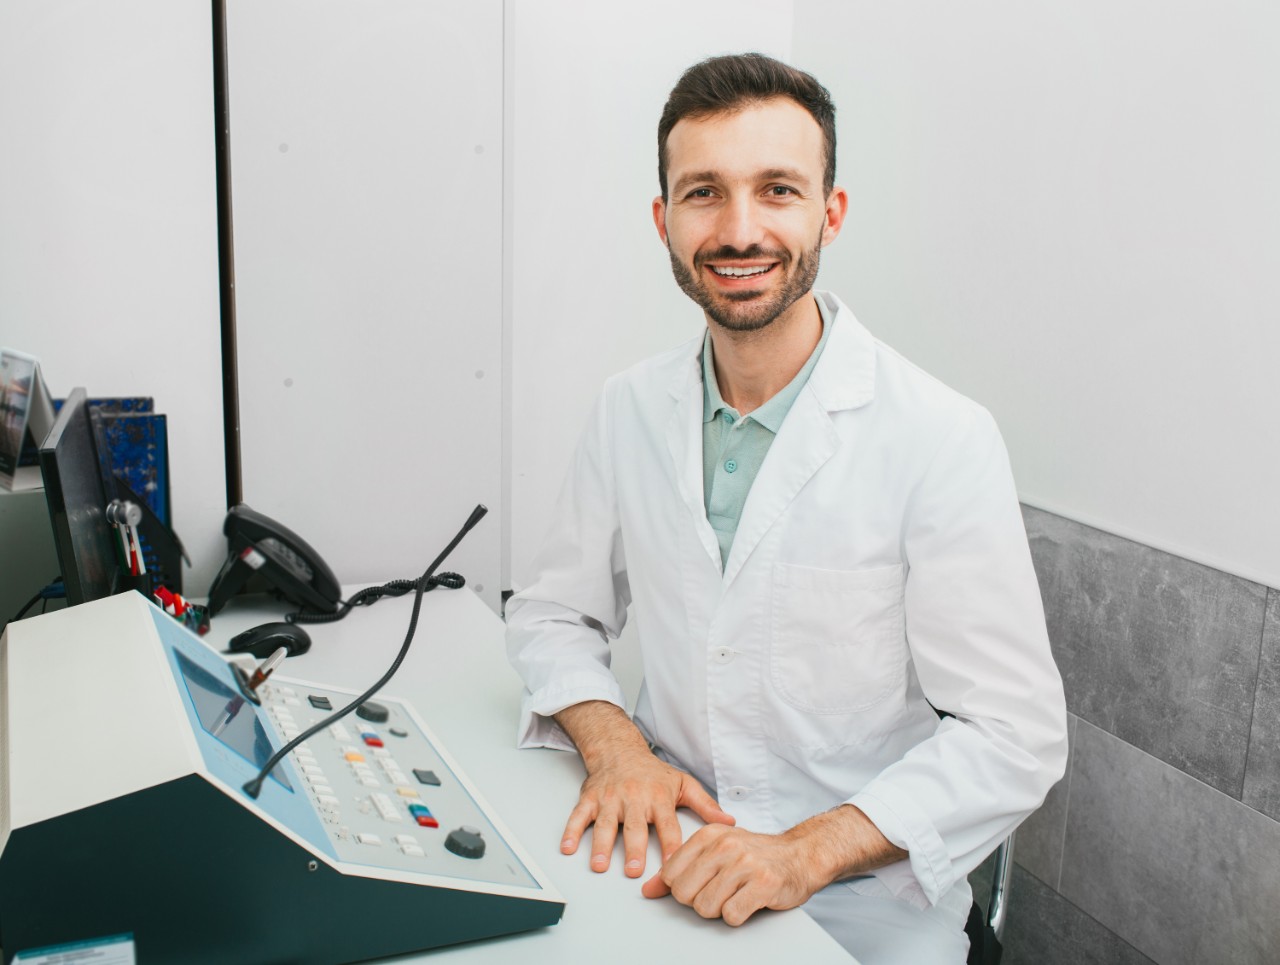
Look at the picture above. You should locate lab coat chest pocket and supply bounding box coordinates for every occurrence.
[770,562,906,714]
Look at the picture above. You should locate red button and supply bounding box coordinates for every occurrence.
[363,737,384,748]
[415,815,439,828]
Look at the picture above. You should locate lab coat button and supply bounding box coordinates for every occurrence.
[724,459,738,473]
[713,647,734,664]
[726,786,750,801]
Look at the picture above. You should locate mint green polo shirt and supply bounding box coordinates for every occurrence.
[702,297,833,566]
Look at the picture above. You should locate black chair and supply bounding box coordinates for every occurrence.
[965,831,1014,965]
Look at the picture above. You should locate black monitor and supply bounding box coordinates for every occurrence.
[38,388,135,605]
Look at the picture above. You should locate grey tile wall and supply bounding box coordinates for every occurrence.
[1243,588,1280,821]
[1022,506,1267,798]
[1059,719,1280,965]
[1002,866,1156,965]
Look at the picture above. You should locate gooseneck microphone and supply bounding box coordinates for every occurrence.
[243,504,488,799]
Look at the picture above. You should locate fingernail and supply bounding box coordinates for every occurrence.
[626,859,642,871]
[561,837,575,851]
[591,854,607,868]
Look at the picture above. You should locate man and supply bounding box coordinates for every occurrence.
[506,53,1067,965]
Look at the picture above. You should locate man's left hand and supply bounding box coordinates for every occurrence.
[639,823,821,925]
[640,804,907,926]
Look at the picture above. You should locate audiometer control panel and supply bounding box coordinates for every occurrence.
[256,681,536,886]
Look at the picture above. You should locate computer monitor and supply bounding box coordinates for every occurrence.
[38,387,131,605]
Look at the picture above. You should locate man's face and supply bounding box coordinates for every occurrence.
[654,97,847,333]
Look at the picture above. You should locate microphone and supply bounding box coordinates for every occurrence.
[242,504,488,799]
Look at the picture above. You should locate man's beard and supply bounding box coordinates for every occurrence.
[668,232,823,333]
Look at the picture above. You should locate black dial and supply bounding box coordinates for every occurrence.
[356,701,390,723]
[445,826,486,859]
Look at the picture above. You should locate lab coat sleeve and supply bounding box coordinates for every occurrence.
[847,404,1068,907]
[505,384,632,752]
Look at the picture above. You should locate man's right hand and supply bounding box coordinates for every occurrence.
[554,701,735,879]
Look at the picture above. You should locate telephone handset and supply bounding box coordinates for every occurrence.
[206,504,342,616]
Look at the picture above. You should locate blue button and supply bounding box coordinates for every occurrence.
[722,412,734,424]
[725,459,737,473]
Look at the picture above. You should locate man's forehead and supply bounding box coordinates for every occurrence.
[665,97,824,185]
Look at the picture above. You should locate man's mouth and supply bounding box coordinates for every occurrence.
[708,264,776,278]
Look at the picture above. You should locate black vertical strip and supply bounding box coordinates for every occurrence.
[212,0,243,508]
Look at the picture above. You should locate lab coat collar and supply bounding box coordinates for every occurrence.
[663,291,878,582]
[665,292,876,410]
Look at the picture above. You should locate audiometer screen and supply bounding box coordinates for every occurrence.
[174,650,292,791]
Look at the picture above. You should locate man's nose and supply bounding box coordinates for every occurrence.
[713,195,765,252]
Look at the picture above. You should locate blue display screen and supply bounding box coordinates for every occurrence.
[173,649,291,791]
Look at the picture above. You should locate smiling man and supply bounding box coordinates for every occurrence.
[506,54,1067,965]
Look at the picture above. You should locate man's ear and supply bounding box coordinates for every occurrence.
[652,196,669,247]
[821,186,849,247]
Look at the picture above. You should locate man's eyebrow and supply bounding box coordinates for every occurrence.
[670,168,816,197]
[671,171,720,196]
[759,167,813,187]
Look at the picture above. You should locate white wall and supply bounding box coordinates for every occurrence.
[506,0,795,591]
[793,0,1280,585]
[226,0,505,610]
[0,0,227,594]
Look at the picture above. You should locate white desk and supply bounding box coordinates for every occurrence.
[211,586,855,964]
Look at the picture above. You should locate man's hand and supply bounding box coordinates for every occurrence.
[554,701,735,878]
[641,804,907,926]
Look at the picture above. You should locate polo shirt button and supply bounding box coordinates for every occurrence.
[722,412,734,424]
[726,786,751,801]
[725,459,737,473]
[713,646,734,664]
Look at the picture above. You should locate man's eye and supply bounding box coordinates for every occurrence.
[688,188,715,199]
[768,185,797,197]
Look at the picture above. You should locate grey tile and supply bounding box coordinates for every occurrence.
[1014,712,1078,888]
[1059,719,1280,965]
[1244,588,1280,820]
[1001,865,1155,965]
[1022,505,1267,798]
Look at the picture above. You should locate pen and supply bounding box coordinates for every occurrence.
[244,646,288,693]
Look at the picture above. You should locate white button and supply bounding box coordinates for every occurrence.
[726,786,751,801]
[284,697,301,707]
[394,834,419,847]
[372,748,392,759]
[361,777,380,787]
[312,785,333,797]
[356,834,382,847]
[277,687,296,697]
[388,772,410,786]
[302,765,324,777]
[317,795,341,809]
[713,647,735,664]
[401,845,425,858]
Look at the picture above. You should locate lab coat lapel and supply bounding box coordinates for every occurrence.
[722,388,837,586]
[722,295,877,588]
[665,353,723,573]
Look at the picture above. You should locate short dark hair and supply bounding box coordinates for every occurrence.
[657,52,836,201]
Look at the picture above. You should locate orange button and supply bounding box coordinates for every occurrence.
[345,752,366,763]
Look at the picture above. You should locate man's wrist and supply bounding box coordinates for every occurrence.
[782,803,908,890]
[554,700,650,772]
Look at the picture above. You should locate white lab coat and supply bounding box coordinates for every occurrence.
[507,291,1068,917]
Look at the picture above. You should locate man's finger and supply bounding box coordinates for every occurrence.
[587,804,620,872]
[621,809,650,878]
[653,808,684,863]
[641,869,672,899]
[678,778,736,827]
[560,798,597,855]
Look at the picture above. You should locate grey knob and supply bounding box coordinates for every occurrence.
[356,701,389,723]
[445,826,485,859]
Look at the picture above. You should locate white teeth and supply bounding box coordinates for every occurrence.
[711,265,772,277]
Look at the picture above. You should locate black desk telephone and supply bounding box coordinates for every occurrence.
[206,504,341,616]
